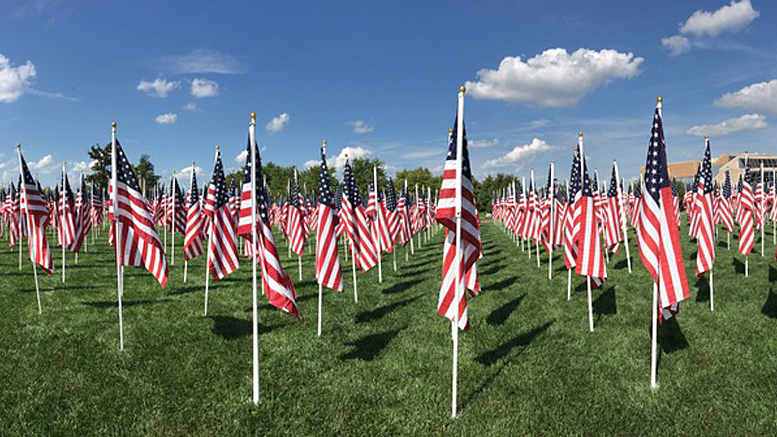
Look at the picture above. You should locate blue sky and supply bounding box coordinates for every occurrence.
[1,0,776,187]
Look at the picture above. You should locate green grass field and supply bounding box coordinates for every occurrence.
[2,219,777,436]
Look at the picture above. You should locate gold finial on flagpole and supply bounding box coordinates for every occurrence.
[449,128,453,133]
[250,113,256,122]
[705,135,710,140]
[216,145,220,152]
[579,132,584,139]
[459,85,466,94]
[16,142,21,150]
[657,96,663,103]
[112,122,117,131]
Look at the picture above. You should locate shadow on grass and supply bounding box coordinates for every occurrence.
[695,276,710,303]
[207,315,285,340]
[486,294,525,326]
[717,240,729,249]
[169,286,201,296]
[355,296,421,324]
[81,299,173,309]
[475,321,554,367]
[657,318,689,354]
[732,258,745,275]
[592,288,617,316]
[338,328,405,361]
[761,288,777,318]
[770,266,777,283]
[382,279,424,295]
[614,259,629,270]
[243,293,317,312]
[480,264,506,277]
[483,276,518,292]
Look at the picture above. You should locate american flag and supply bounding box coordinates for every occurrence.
[341,160,377,272]
[91,185,104,228]
[603,165,623,253]
[695,139,715,276]
[395,181,412,247]
[183,168,204,261]
[287,175,308,257]
[436,115,482,330]
[636,101,689,319]
[206,149,240,280]
[385,178,400,248]
[564,145,582,270]
[574,158,607,283]
[168,177,186,234]
[372,182,393,253]
[111,139,168,286]
[315,144,343,291]
[689,163,701,237]
[715,177,734,232]
[737,157,755,256]
[239,137,299,317]
[18,149,53,274]
[754,167,764,230]
[59,171,76,247]
[69,175,91,253]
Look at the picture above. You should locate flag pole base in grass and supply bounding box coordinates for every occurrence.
[745,257,749,277]
[567,269,571,301]
[709,269,714,312]
[33,262,42,314]
[351,246,358,303]
[587,276,593,332]
[650,282,658,389]
[183,260,188,283]
[317,283,323,337]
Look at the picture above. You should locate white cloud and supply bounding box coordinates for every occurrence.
[469,138,499,148]
[235,149,248,164]
[687,114,767,136]
[661,35,691,56]
[159,48,245,75]
[348,120,373,134]
[183,102,197,111]
[482,138,556,168]
[70,161,91,174]
[27,154,58,174]
[716,79,777,114]
[266,112,290,133]
[680,0,759,38]
[155,113,177,124]
[465,48,642,107]
[190,78,218,98]
[332,146,370,169]
[137,78,180,98]
[0,53,36,103]
[175,164,203,185]
[530,119,549,128]
[303,160,319,169]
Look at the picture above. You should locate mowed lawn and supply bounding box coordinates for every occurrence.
[2,218,777,436]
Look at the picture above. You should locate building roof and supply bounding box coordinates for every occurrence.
[641,160,699,179]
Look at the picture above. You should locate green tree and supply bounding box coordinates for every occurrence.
[298,164,337,198]
[86,143,111,194]
[349,158,387,197]
[134,154,159,195]
[395,167,443,197]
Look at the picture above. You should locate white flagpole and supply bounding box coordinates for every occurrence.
[16,144,42,314]
[249,114,260,405]
[549,162,554,280]
[318,141,326,336]
[351,244,358,303]
[110,122,124,351]
[710,268,714,311]
[761,162,765,257]
[374,165,383,283]
[204,147,219,316]
[62,162,66,283]
[613,160,632,273]
[451,85,465,418]
[522,177,527,255]
[163,177,167,255]
[415,184,421,249]
[171,171,176,267]
[579,133,594,332]
[650,281,658,389]
[406,179,413,258]
[294,169,303,281]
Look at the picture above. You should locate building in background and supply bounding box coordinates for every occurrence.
[714,153,777,186]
